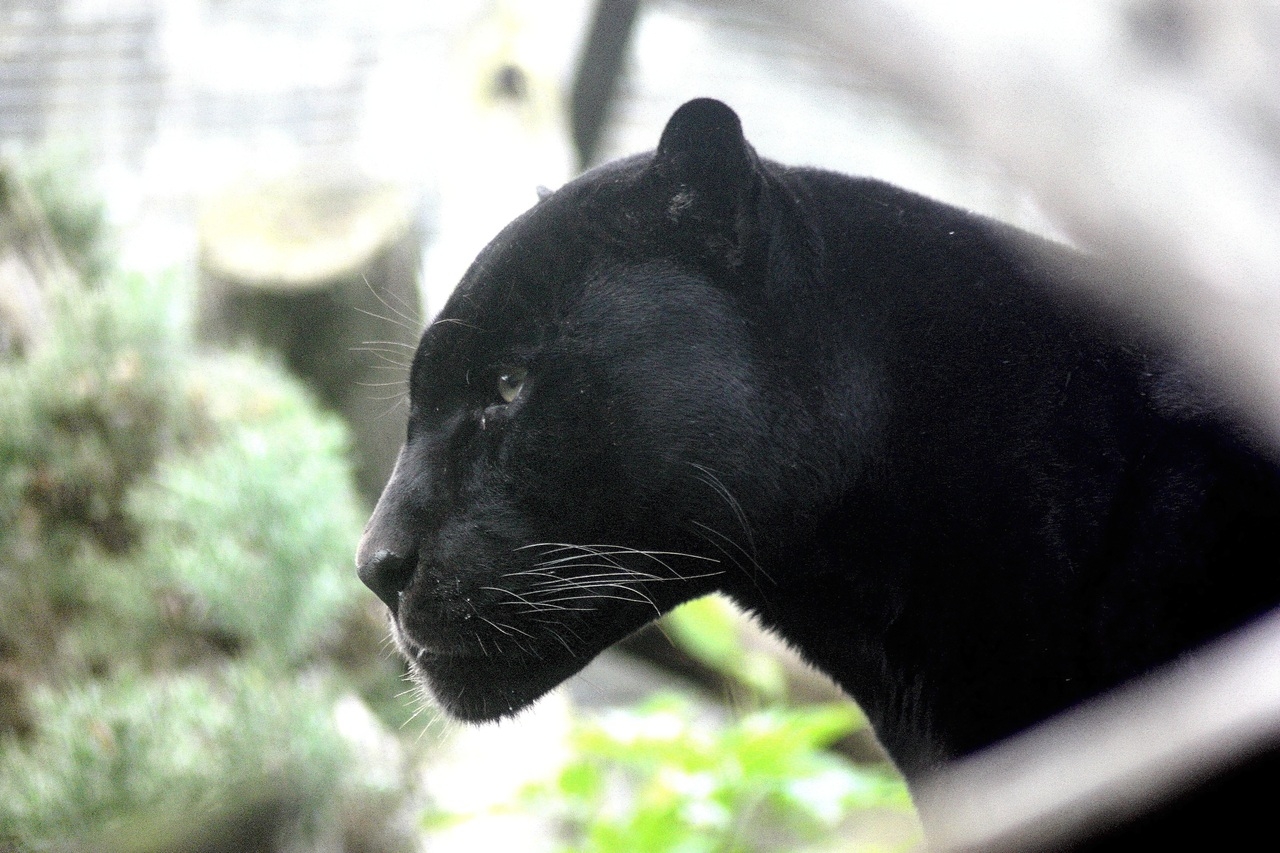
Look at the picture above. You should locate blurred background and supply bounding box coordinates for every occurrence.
[1,1,1277,851]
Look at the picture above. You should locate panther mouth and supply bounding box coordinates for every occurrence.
[361,538,721,721]
[387,569,667,722]
[394,627,590,722]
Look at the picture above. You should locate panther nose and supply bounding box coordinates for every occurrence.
[357,548,416,613]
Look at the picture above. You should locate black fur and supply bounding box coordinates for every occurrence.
[357,99,1280,785]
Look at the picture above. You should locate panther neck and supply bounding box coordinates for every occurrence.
[730,530,1106,781]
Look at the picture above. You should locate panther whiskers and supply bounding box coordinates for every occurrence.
[471,543,727,621]
[362,272,423,329]
[480,585,593,612]
[350,340,416,369]
[533,589,662,617]
[689,520,775,587]
[529,618,579,657]
[527,570,675,586]
[474,613,542,659]
[348,277,421,421]
[396,671,451,744]
[685,463,774,588]
[353,304,419,334]
[687,462,757,556]
[517,542,720,572]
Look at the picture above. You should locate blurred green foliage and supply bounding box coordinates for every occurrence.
[0,269,366,678]
[0,168,409,852]
[126,350,366,664]
[15,146,113,284]
[0,669,352,851]
[525,694,913,853]
[663,594,789,701]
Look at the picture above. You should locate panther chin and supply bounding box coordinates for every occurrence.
[392,624,591,723]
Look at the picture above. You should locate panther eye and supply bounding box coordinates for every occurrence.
[496,366,527,404]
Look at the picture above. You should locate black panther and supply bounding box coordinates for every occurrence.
[356,99,1280,813]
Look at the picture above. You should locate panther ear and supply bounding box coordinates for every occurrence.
[655,98,753,187]
[651,98,761,266]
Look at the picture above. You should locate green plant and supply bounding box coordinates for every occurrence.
[15,145,113,284]
[0,668,352,852]
[662,594,789,701]
[0,252,404,848]
[0,264,367,674]
[125,350,367,665]
[0,269,198,679]
[502,695,914,853]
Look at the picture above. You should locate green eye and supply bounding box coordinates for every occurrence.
[497,366,527,404]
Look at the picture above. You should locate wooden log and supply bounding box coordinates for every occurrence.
[197,170,423,505]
